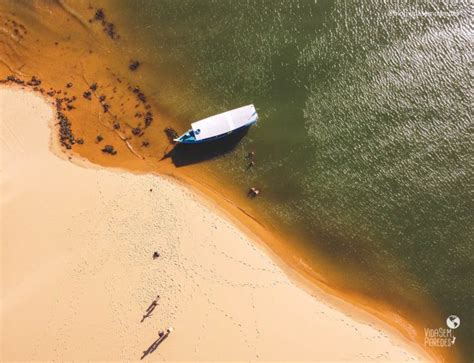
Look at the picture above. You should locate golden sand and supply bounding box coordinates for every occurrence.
[1,85,435,361]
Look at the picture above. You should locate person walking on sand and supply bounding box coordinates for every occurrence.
[141,295,160,322]
[146,295,160,313]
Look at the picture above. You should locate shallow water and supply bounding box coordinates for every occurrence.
[105,0,473,359]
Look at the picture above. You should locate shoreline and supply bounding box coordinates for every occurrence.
[0,87,436,359]
[0,87,434,360]
[0,2,452,360]
[153,158,444,363]
[37,84,440,361]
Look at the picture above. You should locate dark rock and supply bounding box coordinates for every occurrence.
[144,112,153,127]
[104,22,117,40]
[94,8,105,21]
[90,83,97,91]
[83,91,92,100]
[96,135,104,143]
[56,105,76,150]
[132,127,142,136]
[76,138,84,145]
[55,98,63,112]
[26,76,41,86]
[102,145,117,155]
[164,127,178,142]
[129,60,140,71]
[66,82,73,88]
[6,75,25,85]
[137,92,146,103]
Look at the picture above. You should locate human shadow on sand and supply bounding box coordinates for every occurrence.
[140,295,160,323]
[140,332,170,360]
[161,127,249,167]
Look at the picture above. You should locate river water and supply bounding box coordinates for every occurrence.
[104,0,472,359]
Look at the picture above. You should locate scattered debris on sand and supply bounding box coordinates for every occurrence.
[26,76,41,86]
[164,127,178,143]
[3,18,27,41]
[102,145,117,155]
[144,112,153,127]
[2,75,84,150]
[91,8,119,40]
[104,22,118,40]
[83,91,92,100]
[94,8,105,21]
[132,127,142,136]
[2,48,161,155]
[1,75,24,85]
[131,86,147,103]
[129,60,140,71]
[56,100,76,150]
[126,85,154,128]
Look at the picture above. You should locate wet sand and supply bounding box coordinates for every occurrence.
[0,87,434,361]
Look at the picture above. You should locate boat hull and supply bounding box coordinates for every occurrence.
[175,120,256,144]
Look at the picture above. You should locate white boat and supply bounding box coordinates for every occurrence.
[174,104,258,144]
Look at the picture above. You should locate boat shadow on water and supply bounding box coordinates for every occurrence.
[162,127,250,167]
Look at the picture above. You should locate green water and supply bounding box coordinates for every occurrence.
[109,0,472,359]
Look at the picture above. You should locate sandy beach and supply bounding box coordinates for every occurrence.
[0,87,434,361]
